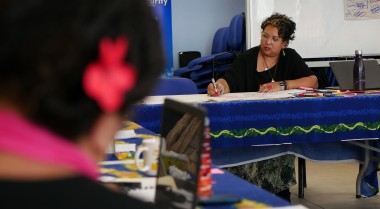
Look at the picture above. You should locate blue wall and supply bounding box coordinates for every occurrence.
[150,0,173,77]
[171,0,245,71]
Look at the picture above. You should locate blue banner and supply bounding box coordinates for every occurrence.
[148,0,173,77]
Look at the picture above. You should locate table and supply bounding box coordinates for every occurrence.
[132,93,380,198]
[102,123,291,208]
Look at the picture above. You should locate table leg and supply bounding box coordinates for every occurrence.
[348,140,380,198]
[355,140,369,198]
[298,158,306,198]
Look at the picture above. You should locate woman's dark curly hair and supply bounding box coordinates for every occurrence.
[261,13,296,45]
[0,0,165,140]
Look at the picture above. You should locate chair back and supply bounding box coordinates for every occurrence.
[150,77,198,95]
[228,12,245,53]
[211,27,230,54]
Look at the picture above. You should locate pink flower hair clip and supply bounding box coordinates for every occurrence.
[83,36,137,113]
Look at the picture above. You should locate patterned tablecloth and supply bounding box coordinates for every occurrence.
[132,94,380,197]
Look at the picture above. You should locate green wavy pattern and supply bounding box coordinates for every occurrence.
[210,122,380,139]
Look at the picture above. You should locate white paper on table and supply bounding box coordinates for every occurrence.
[142,94,210,105]
[107,130,137,154]
[114,129,137,140]
[114,142,136,153]
[142,90,306,105]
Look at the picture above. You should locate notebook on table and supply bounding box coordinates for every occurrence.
[329,60,380,90]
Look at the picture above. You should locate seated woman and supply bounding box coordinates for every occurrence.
[207,13,318,202]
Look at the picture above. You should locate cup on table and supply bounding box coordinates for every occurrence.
[134,138,160,175]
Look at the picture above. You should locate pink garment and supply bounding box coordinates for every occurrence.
[0,109,98,179]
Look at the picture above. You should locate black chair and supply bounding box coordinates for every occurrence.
[178,51,201,68]
[311,67,330,89]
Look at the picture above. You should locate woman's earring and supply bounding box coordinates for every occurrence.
[282,48,286,56]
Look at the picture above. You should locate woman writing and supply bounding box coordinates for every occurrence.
[207,13,318,202]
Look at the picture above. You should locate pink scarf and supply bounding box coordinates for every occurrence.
[0,109,98,179]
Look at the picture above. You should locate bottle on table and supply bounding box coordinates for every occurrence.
[353,49,365,91]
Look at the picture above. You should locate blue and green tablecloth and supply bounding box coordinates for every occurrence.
[132,94,380,197]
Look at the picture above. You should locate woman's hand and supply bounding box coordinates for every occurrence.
[207,83,221,96]
[258,82,281,93]
[207,79,228,96]
[259,75,318,93]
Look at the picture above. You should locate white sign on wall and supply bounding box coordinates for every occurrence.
[344,0,380,20]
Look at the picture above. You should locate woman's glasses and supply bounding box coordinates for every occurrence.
[261,32,282,43]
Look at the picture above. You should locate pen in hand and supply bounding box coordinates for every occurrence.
[211,78,219,96]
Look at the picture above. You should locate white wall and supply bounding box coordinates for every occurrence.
[171,0,245,71]
[247,0,380,59]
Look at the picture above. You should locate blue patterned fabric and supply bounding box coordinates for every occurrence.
[205,96,380,148]
[210,168,290,208]
[131,94,380,197]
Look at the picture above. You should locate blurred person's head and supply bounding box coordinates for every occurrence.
[0,0,164,138]
[0,0,164,145]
